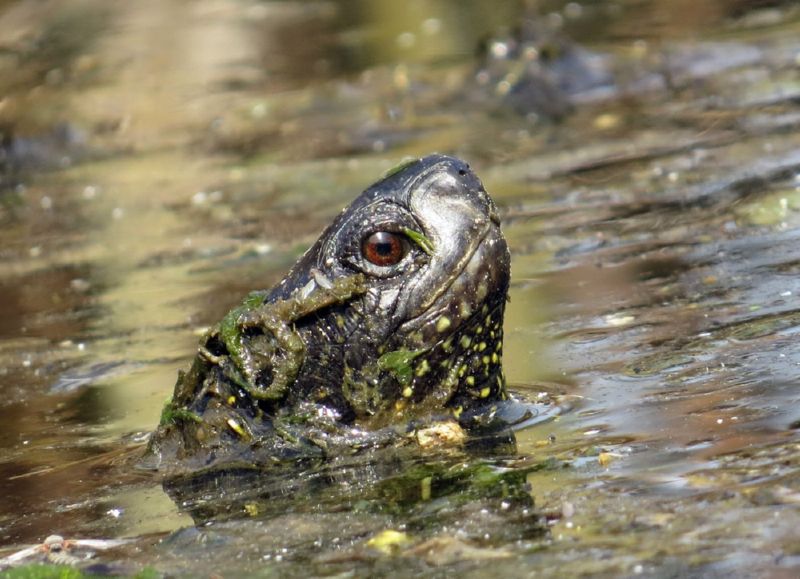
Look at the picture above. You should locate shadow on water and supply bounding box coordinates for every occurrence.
[0,0,799,576]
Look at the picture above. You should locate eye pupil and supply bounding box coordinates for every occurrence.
[362,231,407,266]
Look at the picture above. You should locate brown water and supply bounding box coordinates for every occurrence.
[1,0,799,576]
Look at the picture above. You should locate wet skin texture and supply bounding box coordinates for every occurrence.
[147,155,511,472]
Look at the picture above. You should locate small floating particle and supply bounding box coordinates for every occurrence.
[562,502,575,518]
[415,421,466,448]
[367,530,412,555]
[564,3,584,19]
[604,313,634,327]
[421,18,441,35]
[396,32,416,49]
[251,103,268,118]
[593,113,620,130]
[70,278,91,293]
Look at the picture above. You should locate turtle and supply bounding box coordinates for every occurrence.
[145,154,512,474]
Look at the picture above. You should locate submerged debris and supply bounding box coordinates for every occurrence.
[0,535,131,569]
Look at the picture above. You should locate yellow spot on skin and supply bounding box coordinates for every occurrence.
[244,503,260,517]
[495,341,502,351]
[460,336,472,348]
[466,376,475,386]
[458,364,468,377]
[395,399,407,411]
[452,406,463,418]
[482,356,490,365]
[227,395,236,405]
[481,305,488,315]
[480,387,491,398]
[478,342,487,352]
[436,317,452,333]
[421,476,432,501]
[415,359,431,377]
[227,418,249,439]
[475,325,483,334]
[492,352,499,364]
[485,315,492,325]
[490,330,496,338]
[442,338,453,353]
[402,386,413,398]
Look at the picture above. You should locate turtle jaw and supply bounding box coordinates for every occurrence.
[379,156,511,419]
[395,220,510,353]
[379,224,510,417]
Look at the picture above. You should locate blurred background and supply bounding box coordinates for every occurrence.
[1,0,799,576]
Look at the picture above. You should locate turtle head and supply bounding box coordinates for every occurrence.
[284,155,511,425]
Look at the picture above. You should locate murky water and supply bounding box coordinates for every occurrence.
[1,0,799,576]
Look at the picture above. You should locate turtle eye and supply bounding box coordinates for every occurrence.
[361,231,409,267]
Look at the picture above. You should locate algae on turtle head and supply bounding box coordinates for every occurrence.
[146,155,511,472]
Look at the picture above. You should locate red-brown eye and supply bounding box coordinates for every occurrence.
[361,231,408,266]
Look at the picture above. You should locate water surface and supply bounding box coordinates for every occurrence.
[1,0,799,576]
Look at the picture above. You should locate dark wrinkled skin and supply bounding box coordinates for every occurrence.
[145,155,511,474]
